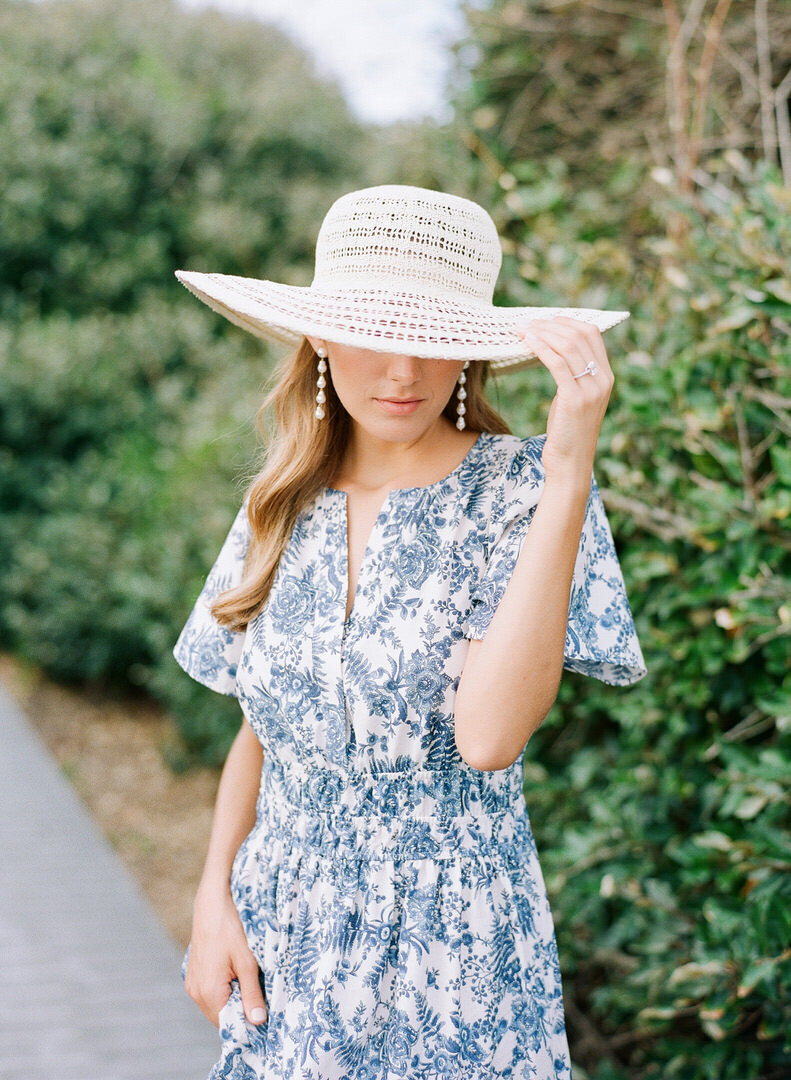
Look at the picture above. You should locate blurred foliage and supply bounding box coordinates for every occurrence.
[450,0,791,209]
[0,296,266,758]
[0,0,468,760]
[444,4,791,1073]
[522,153,791,1080]
[0,0,372,316]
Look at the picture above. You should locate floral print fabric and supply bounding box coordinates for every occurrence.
[173,431,647,1079]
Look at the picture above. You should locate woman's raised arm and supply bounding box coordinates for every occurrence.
[455,474,589,770]
[455,314,616,770]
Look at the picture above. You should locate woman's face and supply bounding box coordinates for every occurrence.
[307,338,466,440]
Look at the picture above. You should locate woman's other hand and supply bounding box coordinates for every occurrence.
[184,883,268,1028]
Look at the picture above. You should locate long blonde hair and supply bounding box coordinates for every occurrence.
[211,338,513,632]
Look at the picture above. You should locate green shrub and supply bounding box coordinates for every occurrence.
[0,0,380,761]
[498,155,791,1078]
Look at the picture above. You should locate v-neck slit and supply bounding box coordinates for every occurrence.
[341,491,394,628]
[328,432,487,630]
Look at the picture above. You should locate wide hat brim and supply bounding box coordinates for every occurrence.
[174,270,630,374]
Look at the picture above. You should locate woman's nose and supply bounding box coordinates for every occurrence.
[385,354,421,379]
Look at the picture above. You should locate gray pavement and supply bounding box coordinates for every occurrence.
[0,682,219,1080]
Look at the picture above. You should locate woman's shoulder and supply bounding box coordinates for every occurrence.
[482,430,546,457]
[475,431,546,484]
[458,432,546,517]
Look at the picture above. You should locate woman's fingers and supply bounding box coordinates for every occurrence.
[184,887,268,1028]
[518,317,613,406]
[204,987,230,1029]
[516,315,614,478]
[236,951,268,1024]
[183,937,237,1028]
[520,316,613,389]
[184,966,231,1028]
[519,326,579,393]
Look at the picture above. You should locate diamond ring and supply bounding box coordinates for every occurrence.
[572,360,599,379]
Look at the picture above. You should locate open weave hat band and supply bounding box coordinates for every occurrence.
[177,271,628,372]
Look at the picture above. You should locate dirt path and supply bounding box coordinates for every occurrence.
[0,651,220,950]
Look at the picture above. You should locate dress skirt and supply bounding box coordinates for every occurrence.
[183,756,573,1080]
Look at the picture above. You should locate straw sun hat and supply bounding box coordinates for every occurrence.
[174,184,629,375]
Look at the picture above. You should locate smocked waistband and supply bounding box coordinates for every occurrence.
[254,756,531,864]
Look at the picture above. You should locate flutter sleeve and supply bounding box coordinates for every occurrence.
[463,435,647,687]
[172,495,252,697]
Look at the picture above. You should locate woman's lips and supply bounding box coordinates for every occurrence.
[375,398,423,415]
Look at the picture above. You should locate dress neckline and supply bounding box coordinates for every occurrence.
[325,431,488,499]
[330,432,489,628]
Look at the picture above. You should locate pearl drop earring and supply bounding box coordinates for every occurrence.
[315,346,328,420]
[455,361,469,430]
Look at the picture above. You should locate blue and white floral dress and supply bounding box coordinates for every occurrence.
[173,430,647,1080]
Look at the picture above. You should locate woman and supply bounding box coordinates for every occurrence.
[172,184,647,1080]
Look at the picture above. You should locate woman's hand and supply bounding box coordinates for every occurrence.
[517,316,614,485]
[184,883,268,1028]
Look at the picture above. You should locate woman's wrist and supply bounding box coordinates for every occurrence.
[194,869,234,909]
[542,468,592,501]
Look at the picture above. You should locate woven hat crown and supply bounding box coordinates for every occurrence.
[311,185,503,308]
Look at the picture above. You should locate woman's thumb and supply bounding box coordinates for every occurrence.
[238,962,268,1024]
